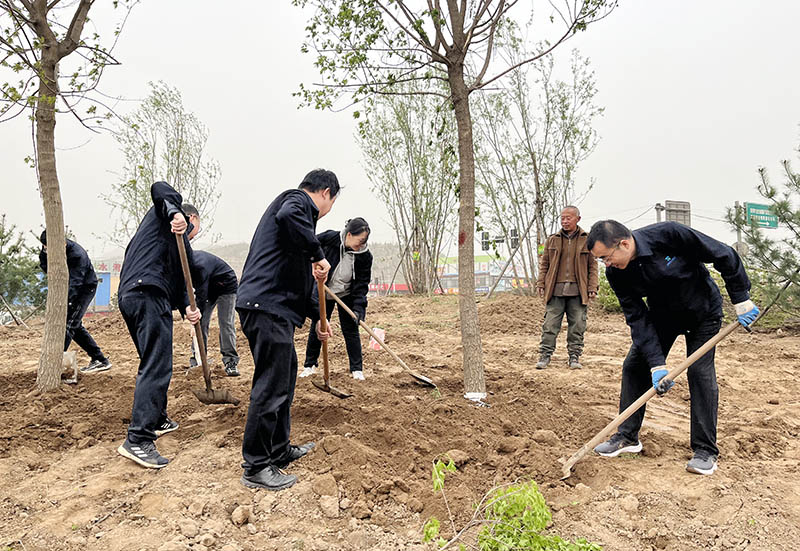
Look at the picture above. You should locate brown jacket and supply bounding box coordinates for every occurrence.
[536,226,598,305]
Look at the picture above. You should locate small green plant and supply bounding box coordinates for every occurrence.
[432,458,457,491]
[478,481,601,550]
[595,270,622,313]
[422,462,601,550]
[430,388,443,400]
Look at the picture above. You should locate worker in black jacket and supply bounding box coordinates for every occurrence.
[236,168,339,491]
[190,250,240,377]
[116,182,202,469]
[39,231,111,373]
[300,217,372,380]
[587,220,759,476]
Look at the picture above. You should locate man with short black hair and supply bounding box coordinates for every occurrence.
[116,182,202,469]
[39,231,111,374]
[587,220,759,475]
[236,168,339,491]
[535,206,598,369]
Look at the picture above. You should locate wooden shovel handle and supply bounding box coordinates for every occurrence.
[175,234,212,392]
[318,279,330,385]
[562,319,740,475]
[323,284,414,375]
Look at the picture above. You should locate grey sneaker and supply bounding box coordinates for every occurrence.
[224,363,240,377]
[594,433,643,457]
[81,358,112,373]
[568,355,583,369]
[274,442,315,468]
[117,439,169,469]
[535,355,551,369]
[241,465,297,491]
[686,450,718,475]
[154,417,179,437]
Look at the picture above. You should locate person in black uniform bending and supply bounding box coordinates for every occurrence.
[39,231,111,373]
[300,217,372,380]
[236,168,338,491]
[191,250,240,377]
[116,182,202,469]
[587,220,759,475]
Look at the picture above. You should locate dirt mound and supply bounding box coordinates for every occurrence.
[1,294,799,550]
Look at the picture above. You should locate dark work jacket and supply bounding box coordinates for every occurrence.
[39,239,98,300]
[309,229,372,320]
[606,222,751,368]
[236,189,325,327]
[194,250,238,312]
[118,182,199,313]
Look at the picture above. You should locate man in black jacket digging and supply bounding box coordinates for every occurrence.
[39,231,111,373]
[116,182,202,469]
[190,251,240,377]
[236,168,338,491]
[587,220,759,475]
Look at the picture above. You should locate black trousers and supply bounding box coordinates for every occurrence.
[120,288,173,444]
[303,296,363,372]
[239,309,297,476]
[617,313,722,456]
[65,284,105,361]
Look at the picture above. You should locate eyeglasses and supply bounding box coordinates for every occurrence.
[595,242,620,264]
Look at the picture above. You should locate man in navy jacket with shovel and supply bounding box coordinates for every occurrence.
[116,182,202,469]
[587,220,759,475]
[236,169,337,491]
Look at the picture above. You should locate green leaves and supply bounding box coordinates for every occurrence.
[431,457,456,492]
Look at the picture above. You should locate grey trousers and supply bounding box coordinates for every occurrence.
[539,295,587,357]
[192,293,239,368]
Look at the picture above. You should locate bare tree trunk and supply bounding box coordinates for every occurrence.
[35,51,68,392]
[449,63,485,398]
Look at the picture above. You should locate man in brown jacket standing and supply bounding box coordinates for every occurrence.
[535,206,598,369]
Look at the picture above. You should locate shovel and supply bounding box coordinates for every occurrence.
[559,272,798,481]
[560,319,741,479]
[311,279,352,399]
[175,234,240,406]
[324,284,437,388]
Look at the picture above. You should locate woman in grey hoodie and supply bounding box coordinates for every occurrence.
[300,218,373,380]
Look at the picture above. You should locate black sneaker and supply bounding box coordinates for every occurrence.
[154,417,179,437]
[274,442,315,468]
[568,355,583,369]
[536,355,551,369]
[593,433,643,457]
[686,450,718,475]
[224,363,240,377]
[117,439,169,469]
[80,358,112,373]
[241,465,297,491]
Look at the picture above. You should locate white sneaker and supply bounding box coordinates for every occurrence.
[352,371,365,380]
[299,366,316,378]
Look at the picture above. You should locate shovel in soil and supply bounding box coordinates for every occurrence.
[324,284,437,389]
[175,234,240,406]
[311,279,352,399]
[560,320,740,479]
[560,278,792,480]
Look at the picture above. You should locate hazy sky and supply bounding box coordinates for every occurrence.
[2,1,798,261]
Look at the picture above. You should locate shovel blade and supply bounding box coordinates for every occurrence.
[410,372,436,388]
[311,379,352,399]
[192,387,240,406]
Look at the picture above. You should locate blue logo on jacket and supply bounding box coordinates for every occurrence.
[665,255,676,266]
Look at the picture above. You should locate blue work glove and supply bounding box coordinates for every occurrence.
[650,366,674,395]
[734,300,759,328]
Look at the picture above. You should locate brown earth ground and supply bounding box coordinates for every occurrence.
[1,294,799,551]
